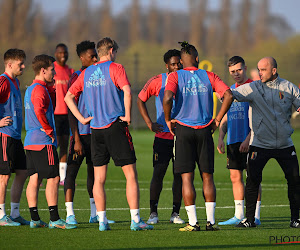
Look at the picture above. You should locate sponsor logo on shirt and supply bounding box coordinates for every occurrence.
[86,68,106,88]
[183,74,208,96]
[228,102,246,120]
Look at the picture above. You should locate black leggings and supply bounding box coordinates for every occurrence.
[245,146,300,221]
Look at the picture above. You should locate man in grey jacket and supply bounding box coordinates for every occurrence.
[232,57,300,228]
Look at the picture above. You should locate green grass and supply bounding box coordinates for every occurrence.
[1,129,300,249]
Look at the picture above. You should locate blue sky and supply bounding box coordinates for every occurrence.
[36,0,300,34]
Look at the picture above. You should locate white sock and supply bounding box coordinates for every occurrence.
[0,204,6,218]
[185,205,197,226]
[205,202,216,225]
[97,211,107,223]
[90,198,96,217]
[10,202,20,219]
[59,162,67,182]
[255,201,261,219]
[65,202,74,217]
[234,200,244,220]
[130,209,140,223]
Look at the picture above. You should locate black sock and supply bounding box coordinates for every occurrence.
[150,200,158,214]
[29,207,40,221]
[49,205,60,221]
[172,202,181,214]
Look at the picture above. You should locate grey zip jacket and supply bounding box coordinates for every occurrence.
[231,76,300,149]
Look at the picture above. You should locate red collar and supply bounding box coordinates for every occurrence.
[32,79,47,87]
[94,60,110,65]
[183,67,199,71]
[235,78,252,87]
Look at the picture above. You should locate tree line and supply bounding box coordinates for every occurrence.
[0,0,297,88]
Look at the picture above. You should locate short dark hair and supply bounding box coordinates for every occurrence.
[269,57,277,69]
[76,40,96,57]
[178,41,198,58]
[163,49,181,64]
[4,49,26,64]
[227,56,245,67]
[32,54,55,75]
[55,43,67,50]
[96,37,119,57]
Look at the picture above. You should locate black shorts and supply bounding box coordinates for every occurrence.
[174,124,214,174]
[91,119,136,167]
[0,135,26,175]
[67,134,92,166]
[247,145,300,183]
[54,115,70,136]
[26,145,59,179]
[153,137,174,167]
[227,142,247,170]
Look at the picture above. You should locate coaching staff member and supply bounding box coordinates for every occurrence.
[233,57,300,228]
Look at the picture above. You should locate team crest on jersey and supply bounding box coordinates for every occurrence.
[183,74,208,96]
[154,152,158,161]
[279,91,284,100]
[250,152,257,160]
[86,68,106,88]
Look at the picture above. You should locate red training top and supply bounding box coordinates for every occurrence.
[53,61,74,115]
[68,68,83,104]
[0,73,19,104]
[24,80,56,150]
[138,74,173,140]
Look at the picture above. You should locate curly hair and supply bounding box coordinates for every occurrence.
[76,40,96,57]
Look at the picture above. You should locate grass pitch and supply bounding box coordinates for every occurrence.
[1,129,300,249]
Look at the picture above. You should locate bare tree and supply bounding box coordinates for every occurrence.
[189,0,207,52]
[147,0,158,44]
[162,0,172,47]
[238,0,252,50]
[219,0,231,54]
[0,0,17,46]
[13,0,32,47]
[129,0,141,45]
[205,17,218,56]
[67,0,89,47]
[100,0,115,38]
[30,4,47,52]
[254,0,270,44]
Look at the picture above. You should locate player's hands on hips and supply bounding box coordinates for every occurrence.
[40,128,55,143]
[150,122,163,133]
[80,116,93,125]
[0,116,12,127]
[211,119,220,133]
[74,139,84,156]
[166,119,176,136]
[239,140,249,153]
[217,139,225,154]
[119,116,131,125]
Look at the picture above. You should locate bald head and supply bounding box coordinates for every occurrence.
[260,57,277,68]
[257,57,278,83]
